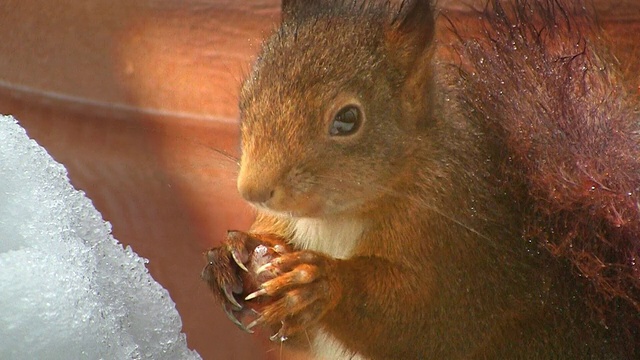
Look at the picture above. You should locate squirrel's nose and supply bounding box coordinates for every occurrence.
[237,181,275,204]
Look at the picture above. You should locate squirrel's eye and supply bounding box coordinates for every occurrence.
[329,105,362,136]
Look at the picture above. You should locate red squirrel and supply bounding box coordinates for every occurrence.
[202,0,640,358]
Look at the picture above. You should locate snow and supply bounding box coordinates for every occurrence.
[0,115,201,360]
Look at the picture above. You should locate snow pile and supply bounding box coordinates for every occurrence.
[0,115,201,360]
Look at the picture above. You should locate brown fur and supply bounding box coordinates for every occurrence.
[454,0,640,349]
[204,0,640,358]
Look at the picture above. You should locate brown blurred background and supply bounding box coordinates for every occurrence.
[0,1,638,359]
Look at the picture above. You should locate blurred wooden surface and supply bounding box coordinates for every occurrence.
[0,1,638,360]
[0,1,283,359]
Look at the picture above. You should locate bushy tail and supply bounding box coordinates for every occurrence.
[455,0,640,329]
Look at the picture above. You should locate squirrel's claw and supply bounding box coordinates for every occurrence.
[245,250,339,337]
[245,316,264,333]
[255,262,274,276]
[223,284,243,310]
[269,321,289,343]
[222,304,254,333]
[226,231,251,272]
[230,250,249,272]
[202,246,244,310]
[245,288,267,301]
[203,231,302,335]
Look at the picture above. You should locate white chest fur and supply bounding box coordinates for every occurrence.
[312,329,367,360]
[290,217,364,259]
[289,217,367,359]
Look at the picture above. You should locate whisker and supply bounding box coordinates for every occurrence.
[211,147,241,166]
[314,174,496,243]
[304,329,312,350]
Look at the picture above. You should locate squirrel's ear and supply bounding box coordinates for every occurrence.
[386,0,435,61]
[281,0,305,23]
[385,0,436,126]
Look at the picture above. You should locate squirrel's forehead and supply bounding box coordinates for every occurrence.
[272,18,380,65]
[251,32,380,92]
[239,17,384,117]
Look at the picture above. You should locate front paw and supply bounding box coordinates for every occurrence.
[201,231,289,333]
[244,251,342,341]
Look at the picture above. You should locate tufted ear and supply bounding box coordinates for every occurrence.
[281,0,296,14]
[281,0,307,23]
[385,0,437,127]
[386,0,435,66]
[281,0,344,24]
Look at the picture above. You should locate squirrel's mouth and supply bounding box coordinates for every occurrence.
[252,194,328,219]
[238,165,366,218]
[254,192,365,220]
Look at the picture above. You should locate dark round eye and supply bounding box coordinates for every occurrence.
[329,105,362,136]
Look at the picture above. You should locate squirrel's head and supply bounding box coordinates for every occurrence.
[237,0,435,218]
